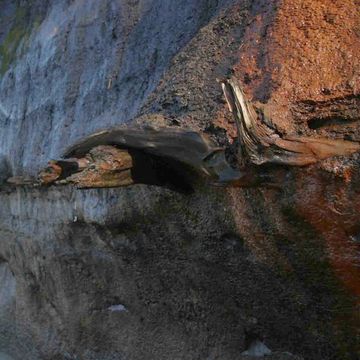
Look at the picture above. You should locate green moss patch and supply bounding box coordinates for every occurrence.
[0,5,42,75]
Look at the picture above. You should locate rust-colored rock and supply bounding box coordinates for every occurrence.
[225,2,360,353]
[234,0,360,136]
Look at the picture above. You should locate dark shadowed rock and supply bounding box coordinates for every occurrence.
[0,155,11,185]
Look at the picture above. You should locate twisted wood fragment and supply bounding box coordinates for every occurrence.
[222,77,360,166]
[38,129,242,189]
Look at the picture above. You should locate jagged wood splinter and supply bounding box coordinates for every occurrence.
[222,77,360,166]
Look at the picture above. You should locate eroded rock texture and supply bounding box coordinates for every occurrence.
[0,1,359,359]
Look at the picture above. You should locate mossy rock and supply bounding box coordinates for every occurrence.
[0,5,43,75]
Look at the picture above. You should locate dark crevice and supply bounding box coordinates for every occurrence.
[55,160,80,180]
[293,94,360,127]
[128,149,194,194]
[307,116,359,130]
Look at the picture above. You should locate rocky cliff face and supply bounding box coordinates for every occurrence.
[0,1,359,359]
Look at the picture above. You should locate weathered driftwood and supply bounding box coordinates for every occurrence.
[63,126,241,181]
[39,146,134,188]
[38,130,242,189]
[37,126,242,188]
[15,77,360,190]
[222,77,360,166]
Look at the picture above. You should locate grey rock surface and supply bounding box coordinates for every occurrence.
[0,0,233,176]
[0,353,15,360]
[0,185,314,360]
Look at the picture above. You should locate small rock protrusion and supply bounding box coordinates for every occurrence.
[241,339,272,357]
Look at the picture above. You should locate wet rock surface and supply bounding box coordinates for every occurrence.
[0,1,359,360]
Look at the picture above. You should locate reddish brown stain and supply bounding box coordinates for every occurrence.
[228,0,360,299]
[293,169,360,300]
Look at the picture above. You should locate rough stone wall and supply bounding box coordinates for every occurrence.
[0,0,235,175]
[0,1,359,359]
[235,0,360,135]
